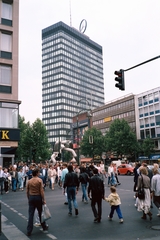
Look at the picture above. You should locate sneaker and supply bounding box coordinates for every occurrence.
[157,208,160,216]
[108,215,112,221]
[84,201,88,204]
[120,218,123,223]
[75,208,78,216]
[34,222,41,227]
[64,202,68,205]
[68,212,72,216]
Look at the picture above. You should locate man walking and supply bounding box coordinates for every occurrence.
[40,164,48,189]
[61,162,68,205]
[63,165,79,216]
[79,166,89,203]
[26,168,48,236]
[88,168,105,223]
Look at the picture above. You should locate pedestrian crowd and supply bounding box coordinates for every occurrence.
[1,159,160,237]
[133,162,160,221]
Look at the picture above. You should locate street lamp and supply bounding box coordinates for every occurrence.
[76,98,92,165]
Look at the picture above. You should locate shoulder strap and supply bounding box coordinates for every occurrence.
[141,175,144,187]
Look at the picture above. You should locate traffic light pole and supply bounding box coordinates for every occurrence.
[115,55,160,91]
[124,55,160,72]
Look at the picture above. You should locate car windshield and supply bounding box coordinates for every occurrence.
[126,164,132,168]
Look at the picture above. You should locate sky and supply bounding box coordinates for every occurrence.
[19,0,160,124]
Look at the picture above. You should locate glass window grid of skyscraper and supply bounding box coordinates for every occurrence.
[42,22,104,144]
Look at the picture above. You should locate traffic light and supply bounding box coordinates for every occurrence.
[114,69,125,90]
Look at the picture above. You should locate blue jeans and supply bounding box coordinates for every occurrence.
[109,205,123,219]
[67,186,78,213]
[27,195,47,233]
[12,178,17,191]
[18,178,24,189]
[108,173,117,186]
[81,183,88,201]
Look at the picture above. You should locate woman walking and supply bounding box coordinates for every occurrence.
[137,166,152,220]
[48,165,57,190]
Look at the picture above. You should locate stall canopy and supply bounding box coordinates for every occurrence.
[80,158,92,163]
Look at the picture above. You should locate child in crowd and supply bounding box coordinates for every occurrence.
[105,186,123,223]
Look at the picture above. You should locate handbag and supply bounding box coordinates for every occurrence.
[137,175,145,200]
[41,204,51,222]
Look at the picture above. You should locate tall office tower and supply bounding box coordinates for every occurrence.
[42,21,104,145]
[0,0,20,167]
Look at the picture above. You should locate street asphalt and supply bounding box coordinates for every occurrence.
[1,174,160,240]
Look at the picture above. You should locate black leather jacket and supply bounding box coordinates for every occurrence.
[88,174,105,197]
[63,171,79,189]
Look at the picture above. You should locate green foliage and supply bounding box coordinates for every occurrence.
[80,127,105,158]
[141,137,155,158]
[63,151,72,162]
[15,116,51,162]
[104,119,139,157]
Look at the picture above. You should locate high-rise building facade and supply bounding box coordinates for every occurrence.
[42,21,104,145]
[0,0,20,167]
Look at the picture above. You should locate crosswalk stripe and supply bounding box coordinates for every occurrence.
[2,215,30,240]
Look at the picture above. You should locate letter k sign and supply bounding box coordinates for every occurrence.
[1,130,9,139]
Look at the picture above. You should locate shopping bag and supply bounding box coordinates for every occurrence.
[41,204,51,222]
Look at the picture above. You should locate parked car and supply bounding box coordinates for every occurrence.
[117,164,134,175]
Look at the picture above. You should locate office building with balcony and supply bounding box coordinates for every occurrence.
[0,0,20,167]
[135,86,160,159]
[42,21,104,145]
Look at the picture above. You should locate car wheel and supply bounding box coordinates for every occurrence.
[127,171,131,175]
[118,171,120,175]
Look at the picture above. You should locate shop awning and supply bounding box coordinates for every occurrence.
[80,158,93,163]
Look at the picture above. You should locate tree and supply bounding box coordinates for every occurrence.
[15,116,31,161]
[30,118,51,162]
[16,116,51,162]
[80,127,105,159]
[104,119,139,157]
[63,151,72,162]
[141,137,155,158]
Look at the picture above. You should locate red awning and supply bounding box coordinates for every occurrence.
[80,158,93,163]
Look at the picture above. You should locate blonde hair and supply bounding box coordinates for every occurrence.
[153,163,159,169]
[139,166,148,175]
[153,164,159,175]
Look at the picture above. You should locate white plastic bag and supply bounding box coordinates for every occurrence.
[41,204,51,222]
